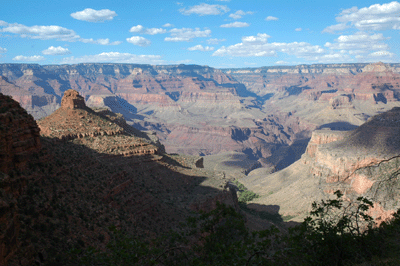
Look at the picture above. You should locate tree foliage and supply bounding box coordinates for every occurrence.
[68,192,400,266]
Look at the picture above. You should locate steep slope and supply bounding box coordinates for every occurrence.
[0,93,41,265]
[1,90,241,265]
[242,108,400,222]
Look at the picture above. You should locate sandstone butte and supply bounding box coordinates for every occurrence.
[0,90,241,265]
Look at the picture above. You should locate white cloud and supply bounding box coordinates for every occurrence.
[265,16,278,21]
[207,38,226,44]
[354,50,396,62]
[126,36,151,46]
[130,25,144,32]
[295,28,302,32]
[13,55,45,62]
[322,23,349,33]
[325,32,389,53]
[179,3,229,16]
[212,33,334,61]
[187,45,214,51]
[0,47,6,53]
[129,25,166,35]
[70,8,117,22]
[165,28,211,42]
[324,2,400,32]
[275,60,289,65]
[60,52,166,64]
[242,33,270,43]
[163,23,174,28]
[0,22,79,41]
[369,50,395,57]
[42,46,71,55]
[145,28,167,35]
[81,38,121,45]
[220,22,250,28]
[229,10,253,19]
[0,21,119,45]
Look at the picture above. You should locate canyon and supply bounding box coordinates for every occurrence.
[3,62,400,170]
[2,62,400,263]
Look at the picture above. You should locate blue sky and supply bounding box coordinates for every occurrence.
[1,0,400,68]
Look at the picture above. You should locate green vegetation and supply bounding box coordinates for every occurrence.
[233,180,260,203]
[68,191,400,266]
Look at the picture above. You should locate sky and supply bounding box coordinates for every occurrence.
[1,0,400,68]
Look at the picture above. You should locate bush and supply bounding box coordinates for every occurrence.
[68,193,400,266]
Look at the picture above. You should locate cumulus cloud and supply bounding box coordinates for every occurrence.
[220,22,250,28]
[355,50,396,62]
[163,23,174,28]
[0,22,79,41]
[207,38,226,44]
[242,33,270,43]
[369,50,395,57]
[295,28,302,32]
[70,8,117,22]
[13,55,45,62]
[187,45,214,51]
[325,32,389,53]
[60,52,166,64]
[81,38,122,45]
[265,16,278,21]
[130,25,144,33]
[212,33,335,61]
[145,28,167,35]
[42,46,71,55]
[322,23,349,33]
[179,3,229,16]
[275,60,289,65]
[129,25,166,35]
[165,28,211,42]
[0,21,120,45]
[229,10,253,19]
[126,36,151,46]
[324,1,400,32]
[0,47,7,53]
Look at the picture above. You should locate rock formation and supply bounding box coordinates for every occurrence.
[242,108,400,223]
[0,93,41,265]
[60,89,86,110]
[2,62,400,169]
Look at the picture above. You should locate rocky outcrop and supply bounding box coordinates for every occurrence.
[38,90,125,141]
[300,109,400,219]
[60,89,86,110]
[0,94,41,173]
[0,93,41,265]
[305,129,348,157]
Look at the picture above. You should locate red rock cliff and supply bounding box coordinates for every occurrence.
[0,93,41,265]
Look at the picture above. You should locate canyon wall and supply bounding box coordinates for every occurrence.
[3,62,400,167]
[0,93,41,265]
[243,108,400,222]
